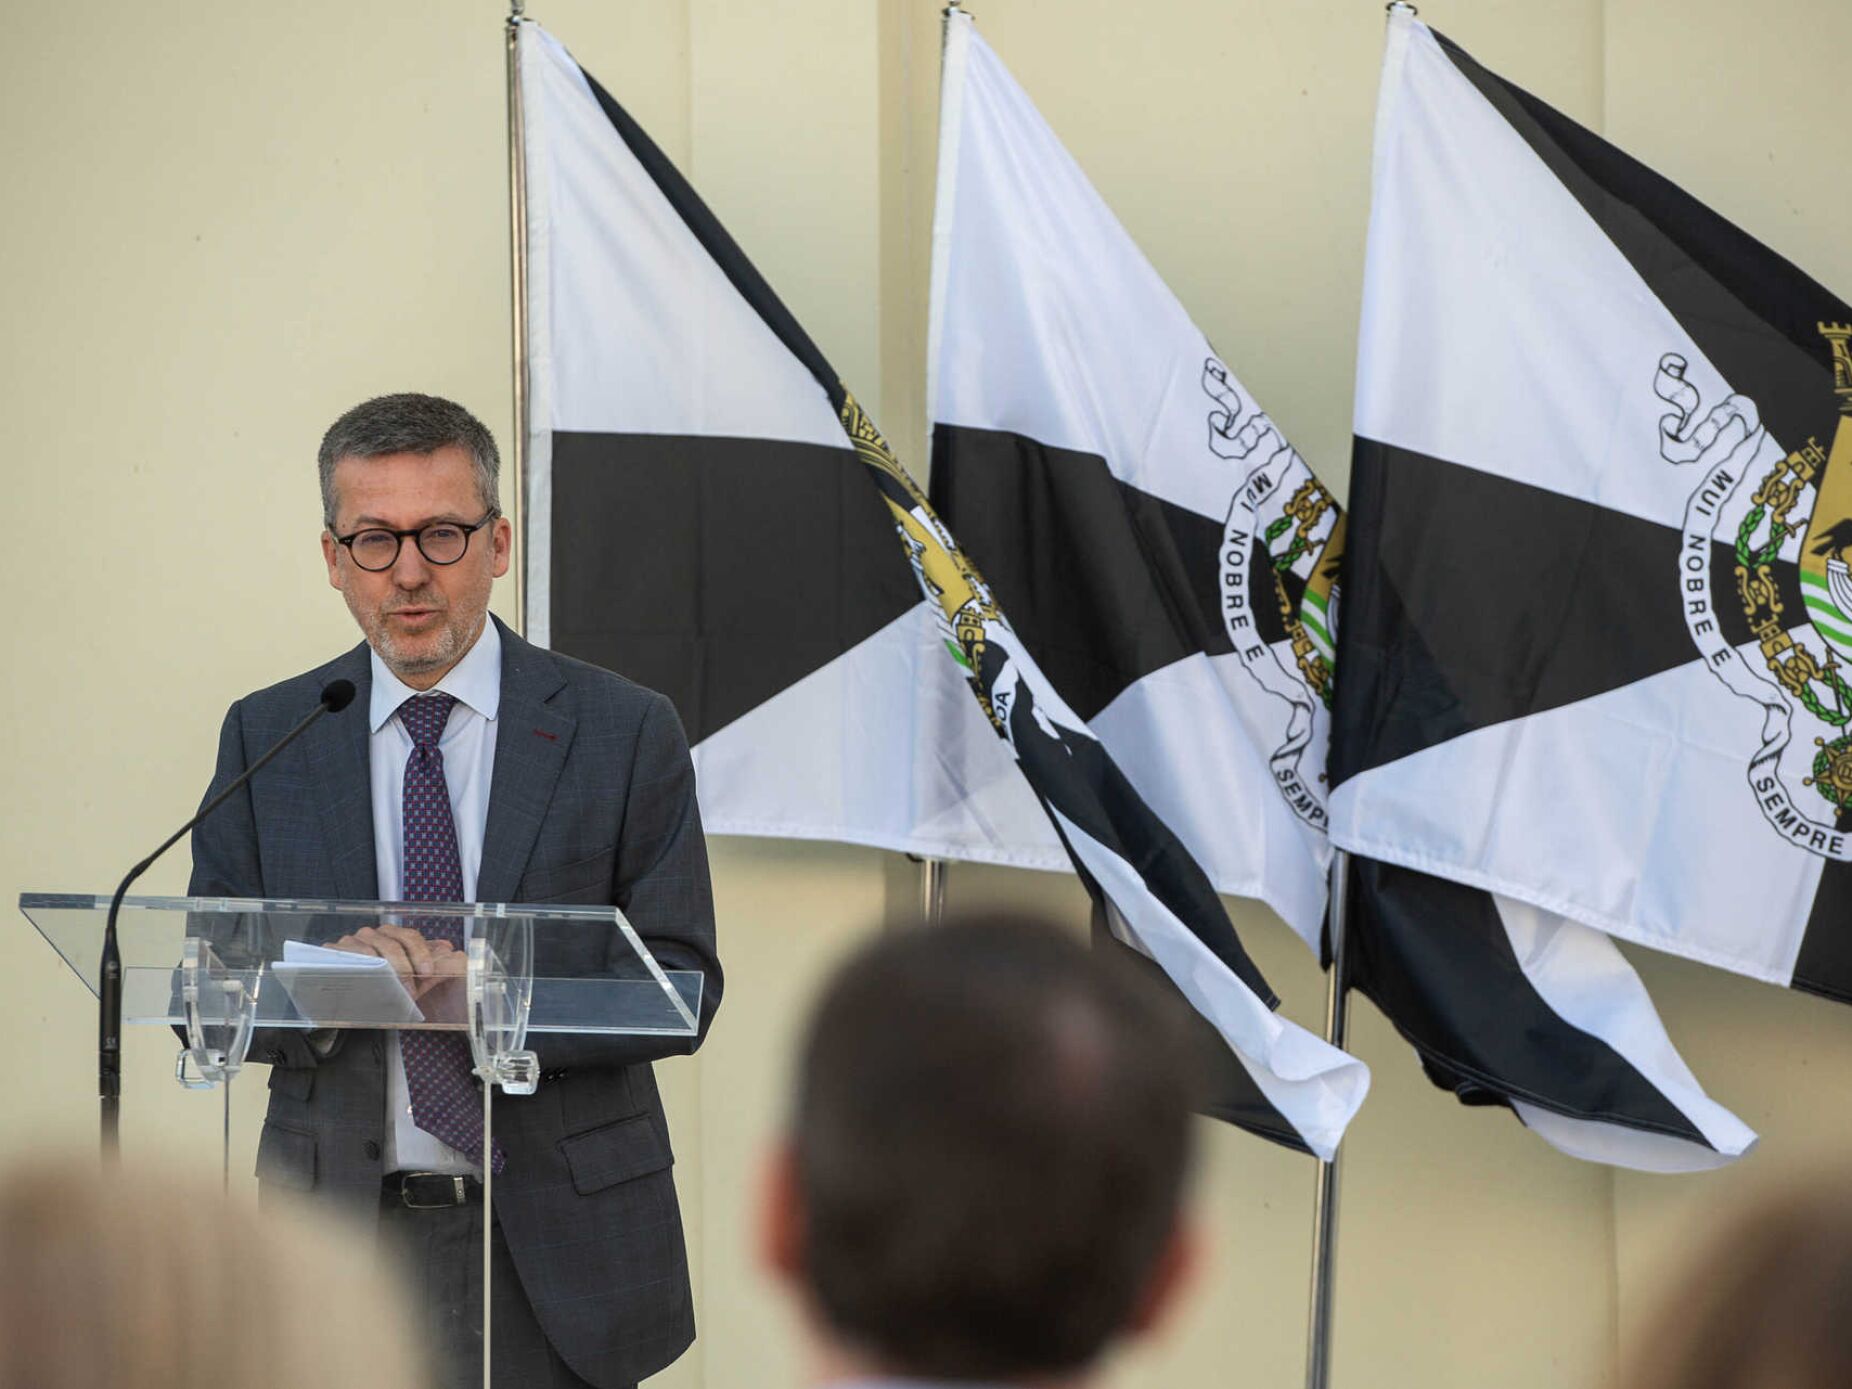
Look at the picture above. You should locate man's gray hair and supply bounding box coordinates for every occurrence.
[318,393,501,527]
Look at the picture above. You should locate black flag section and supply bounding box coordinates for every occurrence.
[551,431,918,744]
[1333,439,1805,787]
[930,423,1297,721]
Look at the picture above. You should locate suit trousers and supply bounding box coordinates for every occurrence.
[376,1190,624,1389]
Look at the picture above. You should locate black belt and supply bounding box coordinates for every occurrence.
[386,1171,483,1208]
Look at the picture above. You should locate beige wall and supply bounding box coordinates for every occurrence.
[3,2,1850,1387]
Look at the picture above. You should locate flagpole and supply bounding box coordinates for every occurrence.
[506,0,531,639]
[489,16,526,1384]
[920,857,947,923]
[910,0,966,934]
[1304,847,1352,1389]
[1304,14,1408,1380]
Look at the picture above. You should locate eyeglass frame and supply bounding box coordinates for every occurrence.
[327,508,502,572]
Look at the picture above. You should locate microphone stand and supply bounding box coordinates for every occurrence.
[100,681,354,1156]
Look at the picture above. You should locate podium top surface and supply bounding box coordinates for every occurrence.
[19,892,633,922]
[17,892,701,1037]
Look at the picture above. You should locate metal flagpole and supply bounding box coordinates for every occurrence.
[481,1044,496,1389]
[919,858,947,923]
[1303,848,1352,1389]
[909,0,967,935]
[507,0,531,639]
[490,10,528,1384]
[1302,8,1413,1385]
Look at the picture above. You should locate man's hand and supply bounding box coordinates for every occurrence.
[329,925,468,1022]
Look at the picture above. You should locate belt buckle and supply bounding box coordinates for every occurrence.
[399,1173,468,1209]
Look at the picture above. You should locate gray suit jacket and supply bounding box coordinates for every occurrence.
[188,616,721,1388]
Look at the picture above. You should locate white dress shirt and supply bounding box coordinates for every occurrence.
[368,617,502,1175]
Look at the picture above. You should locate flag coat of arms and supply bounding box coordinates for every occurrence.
[930,11,1753,1169]
[515,19,1368,1158]
[1332,12,1852,1008]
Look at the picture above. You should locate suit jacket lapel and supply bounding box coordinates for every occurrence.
[311,642,378,902]
[478,617,574,905]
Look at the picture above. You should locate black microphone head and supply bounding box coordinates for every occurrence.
[320,679,357,714]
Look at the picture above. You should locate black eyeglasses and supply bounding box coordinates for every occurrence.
[330,510,499,572]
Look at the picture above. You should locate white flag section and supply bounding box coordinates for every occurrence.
[521,17,1367,1157]
[518,22,1051,865]
[928,13,1338,948]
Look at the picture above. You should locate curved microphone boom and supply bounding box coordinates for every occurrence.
[99,678,356,1154]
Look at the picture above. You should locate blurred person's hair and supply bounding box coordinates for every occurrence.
[783,911,1201,1381]
[1619,1177,1852,1389]
[0,1156,427,1389]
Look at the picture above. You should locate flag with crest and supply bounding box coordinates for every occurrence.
[1333,10,1852,1011]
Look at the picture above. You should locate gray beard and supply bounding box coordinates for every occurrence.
[377,621,467,677]
[350,592,485,685]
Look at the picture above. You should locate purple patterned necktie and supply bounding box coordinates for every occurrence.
[397,692,504,1173]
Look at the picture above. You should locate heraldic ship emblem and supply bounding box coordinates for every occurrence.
[1662,323,1852,855]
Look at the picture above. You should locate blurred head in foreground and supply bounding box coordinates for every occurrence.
[762,912,1202,1387]
[0,1157,427,1389]
[1619,1177,1852,1389]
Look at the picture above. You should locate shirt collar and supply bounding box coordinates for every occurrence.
[367,617,503,734]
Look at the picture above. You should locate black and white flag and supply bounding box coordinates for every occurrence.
[516,20,1369,1157]
[929,12,1340,949]
[1336,9,1852,1004]
[930,12,1752,1169]
[517,21,1039,864]
[1334,12,1852,1159]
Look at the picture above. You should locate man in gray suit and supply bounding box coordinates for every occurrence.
[759,913,1199,1389]
[190,393,720,1389]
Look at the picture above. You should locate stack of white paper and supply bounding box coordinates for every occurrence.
[269,939,426,1026]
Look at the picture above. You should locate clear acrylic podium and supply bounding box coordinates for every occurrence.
[18,891,703,1387]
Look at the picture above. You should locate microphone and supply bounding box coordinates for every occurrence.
[99,678,357,1153]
